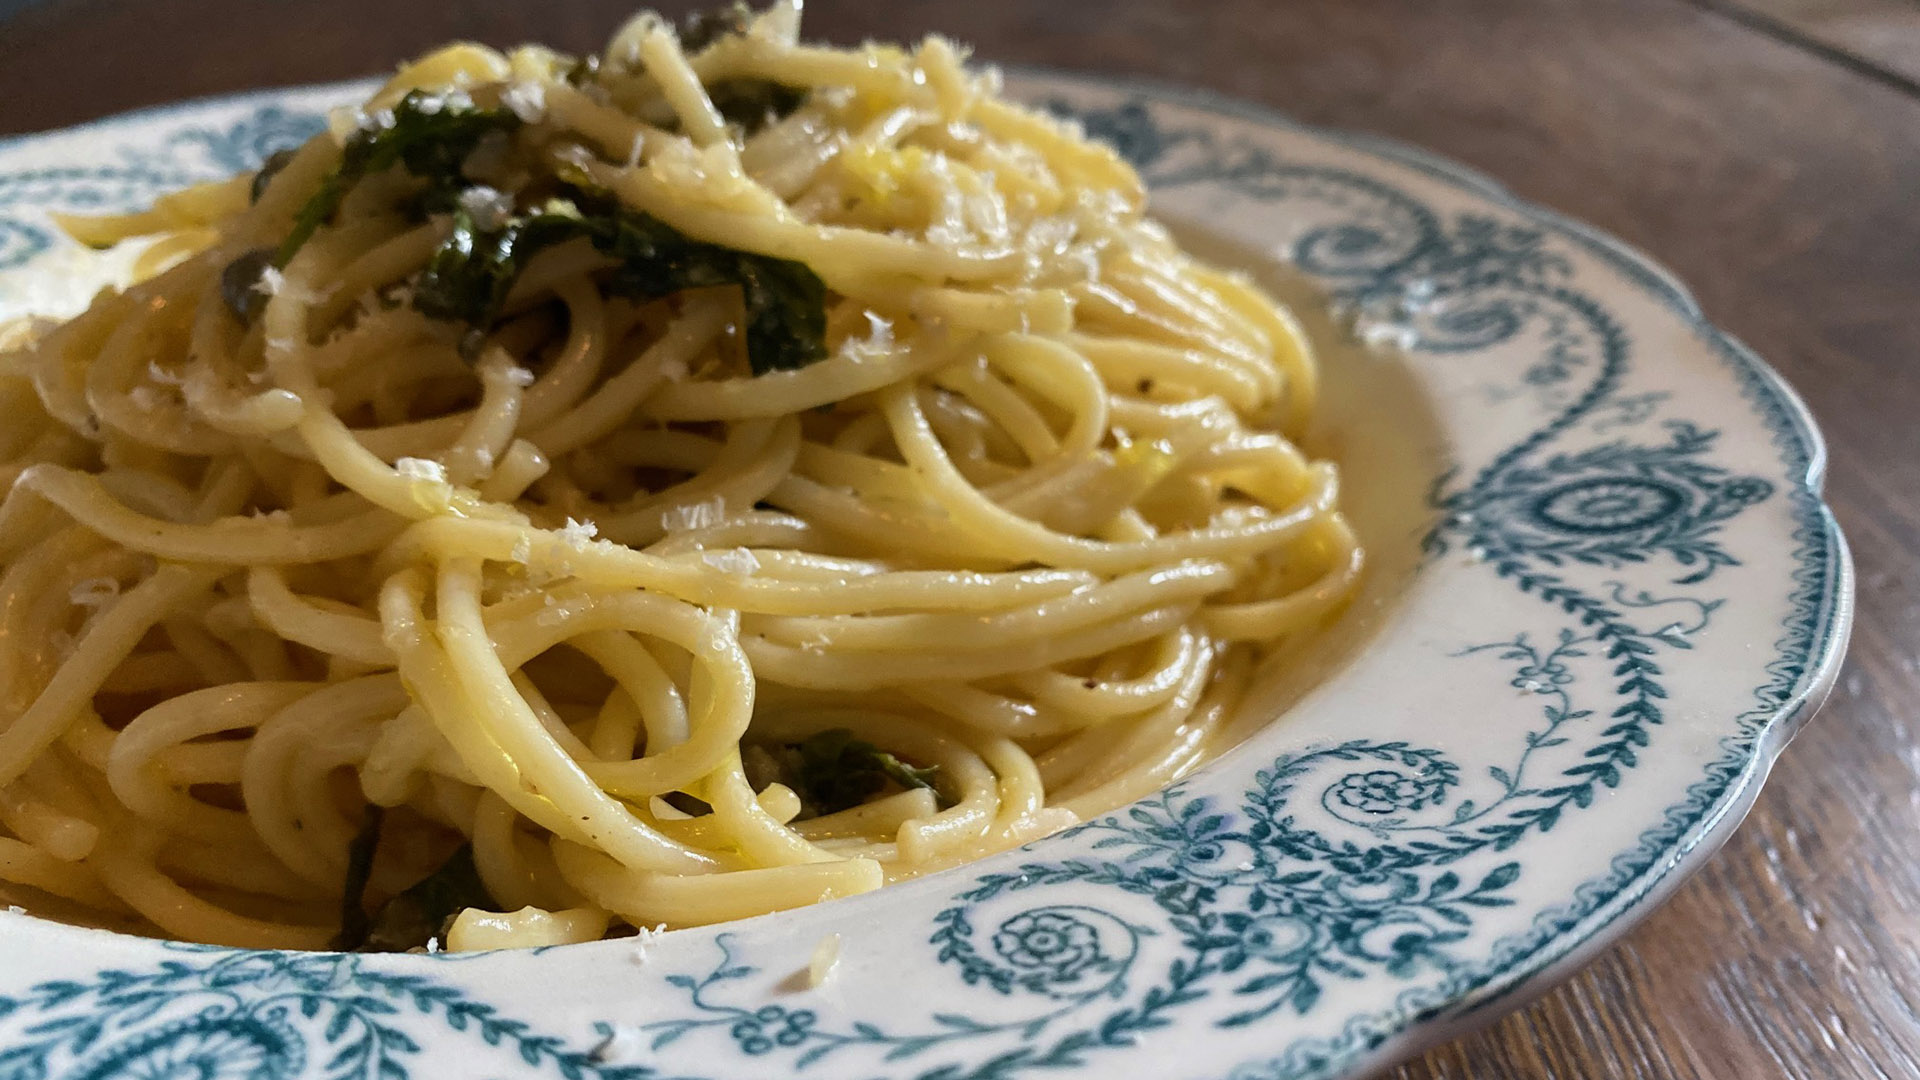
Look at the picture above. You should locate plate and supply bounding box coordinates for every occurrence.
[0,71,1852,1080]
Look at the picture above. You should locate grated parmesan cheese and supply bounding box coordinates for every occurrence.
[394,457,448,484]
[660,498,725,533]
[629,922,668,966]
[410,89,474,115]
[503,81,548,123]
[457,185,517,231]
[509,533,533,564]
[701,547,760,576]
[534,596,570,627]
[252,265,331,305]
[837,312,894,363]
[355,107,397,134]
[560,517,599,551]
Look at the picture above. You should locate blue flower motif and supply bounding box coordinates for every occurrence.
[203,952,351,993]
[1434,422,1774,584]
[168,105,327,174]
[1175,836,1258,880]
[69,1012,304,1080]
[992,911,1106,981]
[1717,477,1773,505]
[1530,476,1687,535]
[1057,100,1172,167]
[1343,913,1459,976]
[1331,770,1442,815]
[727,1005,815,1055]
[1325,871,1421,907]
[1240,915,1321,964]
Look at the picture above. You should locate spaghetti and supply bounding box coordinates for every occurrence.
[0,3,1360,950]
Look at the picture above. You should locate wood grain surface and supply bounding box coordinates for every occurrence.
[1707,0,1920,92]
[1,1,1914,1075]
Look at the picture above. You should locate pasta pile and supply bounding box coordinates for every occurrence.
[0,3,1359,950]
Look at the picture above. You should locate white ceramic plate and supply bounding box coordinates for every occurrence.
[0,71,1852,1080]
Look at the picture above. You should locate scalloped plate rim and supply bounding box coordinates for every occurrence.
[0,68,1855,1080]
[1029,67,1854,1069]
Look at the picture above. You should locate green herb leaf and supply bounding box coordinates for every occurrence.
[706,80,808,134]
[414,198,585,326]
[564,55,601,87]
[677,2,758,52]
[331,803,385,950]
[363,845,496,953]
[332,807,497,953]
[250,148,297,204]
[219,247,274,324]
[780,728,940,817]
[277,90,522,267]
[412,192,827,373]
[674,3,808,135]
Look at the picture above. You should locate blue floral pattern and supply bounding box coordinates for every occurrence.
[0,951,658,1080]
[992,912,1110,982]
[0,76,1846,1080]
[1331,771,1445,815]
[0,105,324,271]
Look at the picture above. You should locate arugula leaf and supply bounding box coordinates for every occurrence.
[676,2,758,52]
[276,90,521,267]
[332,803,385,951]
[332,806,498,953]
[363,845,496,953]
[563,54,601,88]
[412,199,588,354]
[707,80,808,135]
[413,193,827,373]
[250,148,297,204]
[775,728,940,817]
[675,2,808,134]
[219,247,274,324]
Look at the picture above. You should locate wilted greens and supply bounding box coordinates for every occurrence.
[413,193,827,373]
[276,90,522,266]
[333,805,498,953]
[767,728,941,817]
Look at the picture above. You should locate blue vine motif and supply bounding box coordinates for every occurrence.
[0,949,662,1080]
[0,105,324,270]
[645,774,1520,1075]
[1434,421,1774,584]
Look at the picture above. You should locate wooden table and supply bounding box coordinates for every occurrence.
[1,1,1914,1074]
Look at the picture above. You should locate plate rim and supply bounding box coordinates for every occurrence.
[0,68,1855,1080]
[1036,67,1852,1072]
